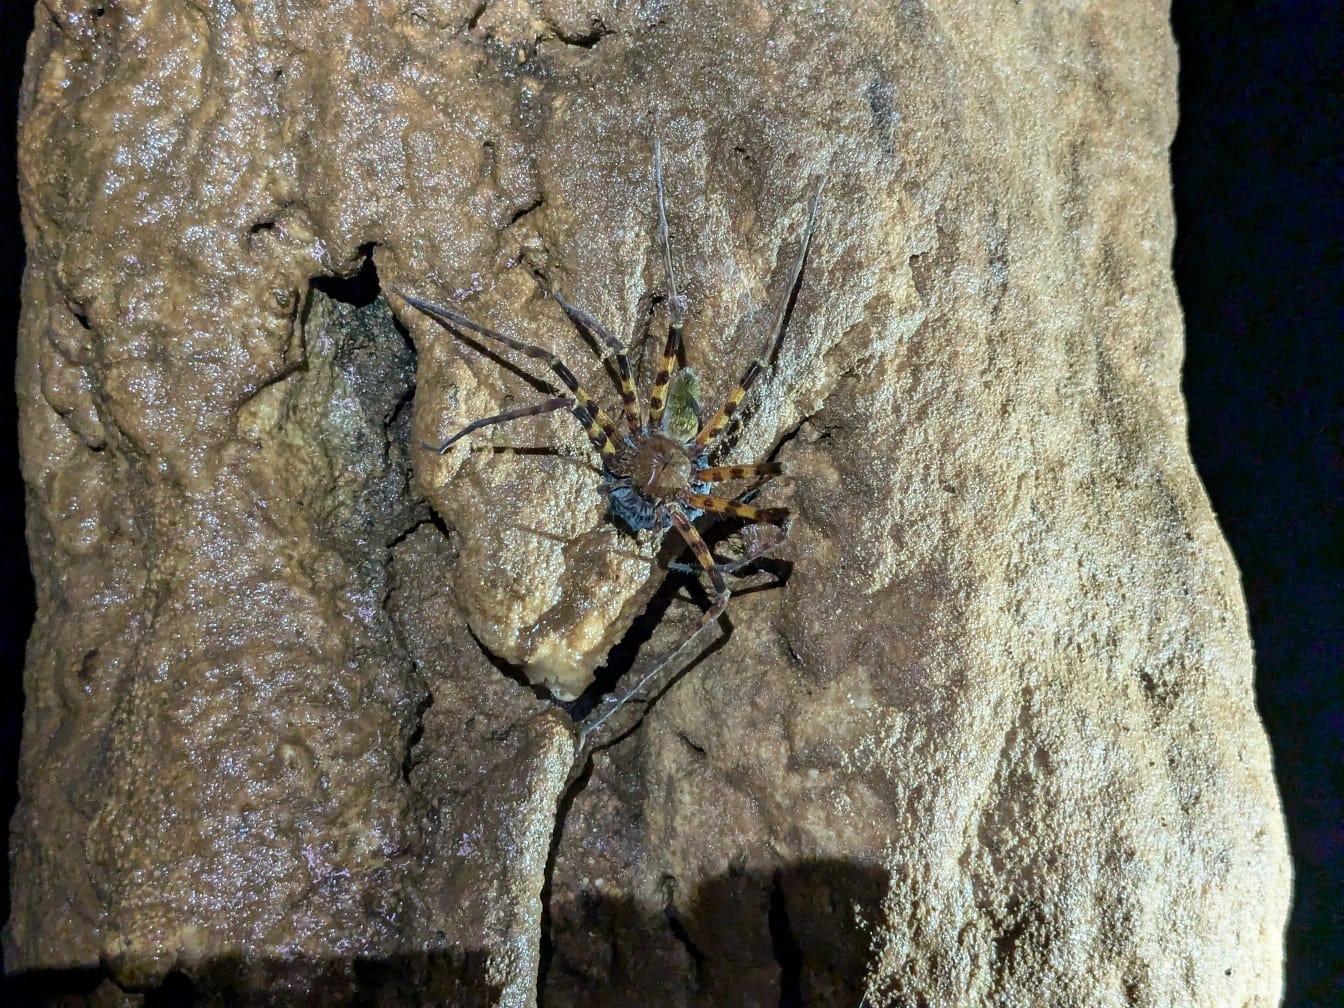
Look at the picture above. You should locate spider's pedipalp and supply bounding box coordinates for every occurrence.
[693,183,822,450]
[648,136,686,431]
[545,285,644,435]
[422,395,576,455]
[395,289,621,459]
[679,492,790,527]
[695,461,788,484]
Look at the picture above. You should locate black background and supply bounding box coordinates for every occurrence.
[0,3,1337,1004]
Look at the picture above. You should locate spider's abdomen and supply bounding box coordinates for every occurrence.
[606,479,709,533]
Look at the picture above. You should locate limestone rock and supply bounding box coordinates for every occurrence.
[9,1,1289,1005]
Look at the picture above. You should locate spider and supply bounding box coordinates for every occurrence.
[394,139,820,745]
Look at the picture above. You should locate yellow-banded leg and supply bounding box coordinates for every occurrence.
[693,185,822,451]
[679,493,790,527]
[694,461,788,484]
[578,502,727,751]
[648,136,686,431]
[396,290,621,461]
[669,489,795,577]
[422,395,577,454]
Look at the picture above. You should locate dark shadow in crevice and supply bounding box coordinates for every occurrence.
[770,871,804,1008]
[311,243,381,308]
[385,515,437,552]
[553,19,613,49]
[465,1,488,33]
[662,874,707,986]
[506,195,544,228]
[466,625,552,704]
[560,566,686,723]
[536,750,593,1007]
[0,967,109,1005]
[142,969,195,1006]
[425,509,454,542]
[400,689,434,784]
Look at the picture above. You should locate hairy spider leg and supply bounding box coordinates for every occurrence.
[578,502,727,751]
[694,461,788,483]
[647,136,686,431]
[693,184,822,451]
[396,290,621,461]
[668,517,795,578]
[668,474,795,577]
[422,395,576,455]
[678,493,790,526]
[546,287,644,436]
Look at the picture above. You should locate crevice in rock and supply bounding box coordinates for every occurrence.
[552,19,613,50]
[769,872,804,1008]
[506,194,544,229]
[662,874,707,987]
[428,509,453,540]
[386,515,437,551]
[768,408,817,459]
[466,625,552,703]
[675,729,706,758]
[312,242,381,308]
[537,752,593,1003]
[465,1,489,33]
[401,689,433,784]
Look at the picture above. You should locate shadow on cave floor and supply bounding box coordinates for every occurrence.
[2,859,887,1007]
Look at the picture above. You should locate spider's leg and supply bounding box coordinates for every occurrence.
[668,477,794,576]
[545,286,644,435]
[577,503,727,752]
[668,517,794,578]
[648,136,686,430]
[422,395,576,455]
[693,184,822,451]
[694,461,788,484]
[395,290,621,460]
[678,493,790,526]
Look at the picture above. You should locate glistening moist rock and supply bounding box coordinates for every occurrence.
[8,2,1289,1007]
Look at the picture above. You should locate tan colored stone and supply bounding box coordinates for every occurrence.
[9,1,1288,1005]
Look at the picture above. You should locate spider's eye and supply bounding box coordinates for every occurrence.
[665,368,702,442]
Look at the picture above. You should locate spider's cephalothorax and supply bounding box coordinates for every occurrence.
[396,138,819,736]
[605,368,710,533]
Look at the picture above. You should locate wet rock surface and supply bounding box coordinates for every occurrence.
[9,1,1289,1006]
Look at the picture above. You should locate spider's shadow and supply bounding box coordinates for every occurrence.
[560,532,791,724]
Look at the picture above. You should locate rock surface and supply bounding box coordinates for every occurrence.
[9,1,1289,1005]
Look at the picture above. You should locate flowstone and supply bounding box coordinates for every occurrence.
[9,2,1288,1005]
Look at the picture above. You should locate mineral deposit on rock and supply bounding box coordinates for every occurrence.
[9,1,1289,1006]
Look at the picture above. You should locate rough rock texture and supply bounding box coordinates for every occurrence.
[8,1,1289,1006]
